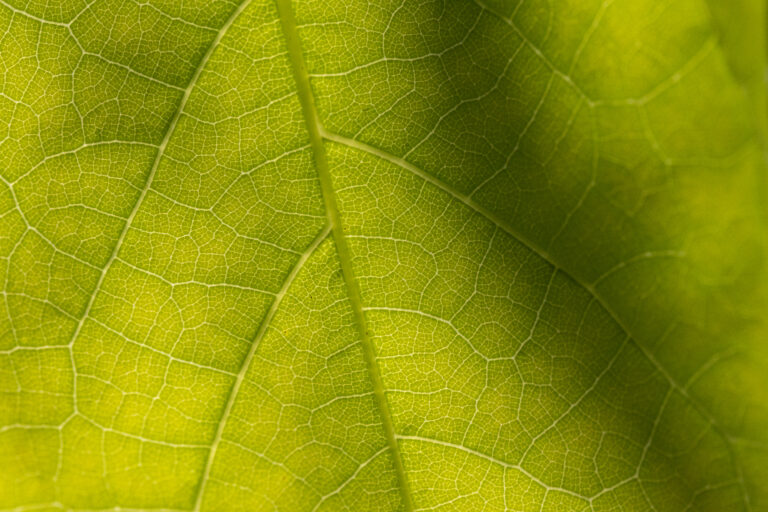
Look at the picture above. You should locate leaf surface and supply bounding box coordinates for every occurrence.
[1,0,767,510]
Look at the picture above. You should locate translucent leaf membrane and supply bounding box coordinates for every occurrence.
[1,0,766,510]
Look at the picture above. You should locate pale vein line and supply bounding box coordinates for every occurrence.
[322,129,751,507]
[320,129,554,264]
[7,504,187,512]
[0,0,186,91]
[61,0,253,352]
[310,446,390,512]
[275,1,415,509]
[48,0,255,490]
[363,306,512,362]
[396,435,587,501]
[191,224,332,512]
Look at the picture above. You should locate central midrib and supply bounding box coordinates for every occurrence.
[274,0,416,510]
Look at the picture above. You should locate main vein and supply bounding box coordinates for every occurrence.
[275,0,415,510]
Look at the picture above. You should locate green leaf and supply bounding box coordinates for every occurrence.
[1,0,767,510]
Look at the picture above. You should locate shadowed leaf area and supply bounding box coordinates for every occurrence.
[1,0,767,510]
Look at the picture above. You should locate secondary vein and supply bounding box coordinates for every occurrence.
[191,224,331,511]
[59,0,256,414]
[274,1,415,510]
[322,129,751,510]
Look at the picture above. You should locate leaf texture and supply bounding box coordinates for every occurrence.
[1,0,767,510]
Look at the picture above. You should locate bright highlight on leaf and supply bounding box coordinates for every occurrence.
[1,0,767,510]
